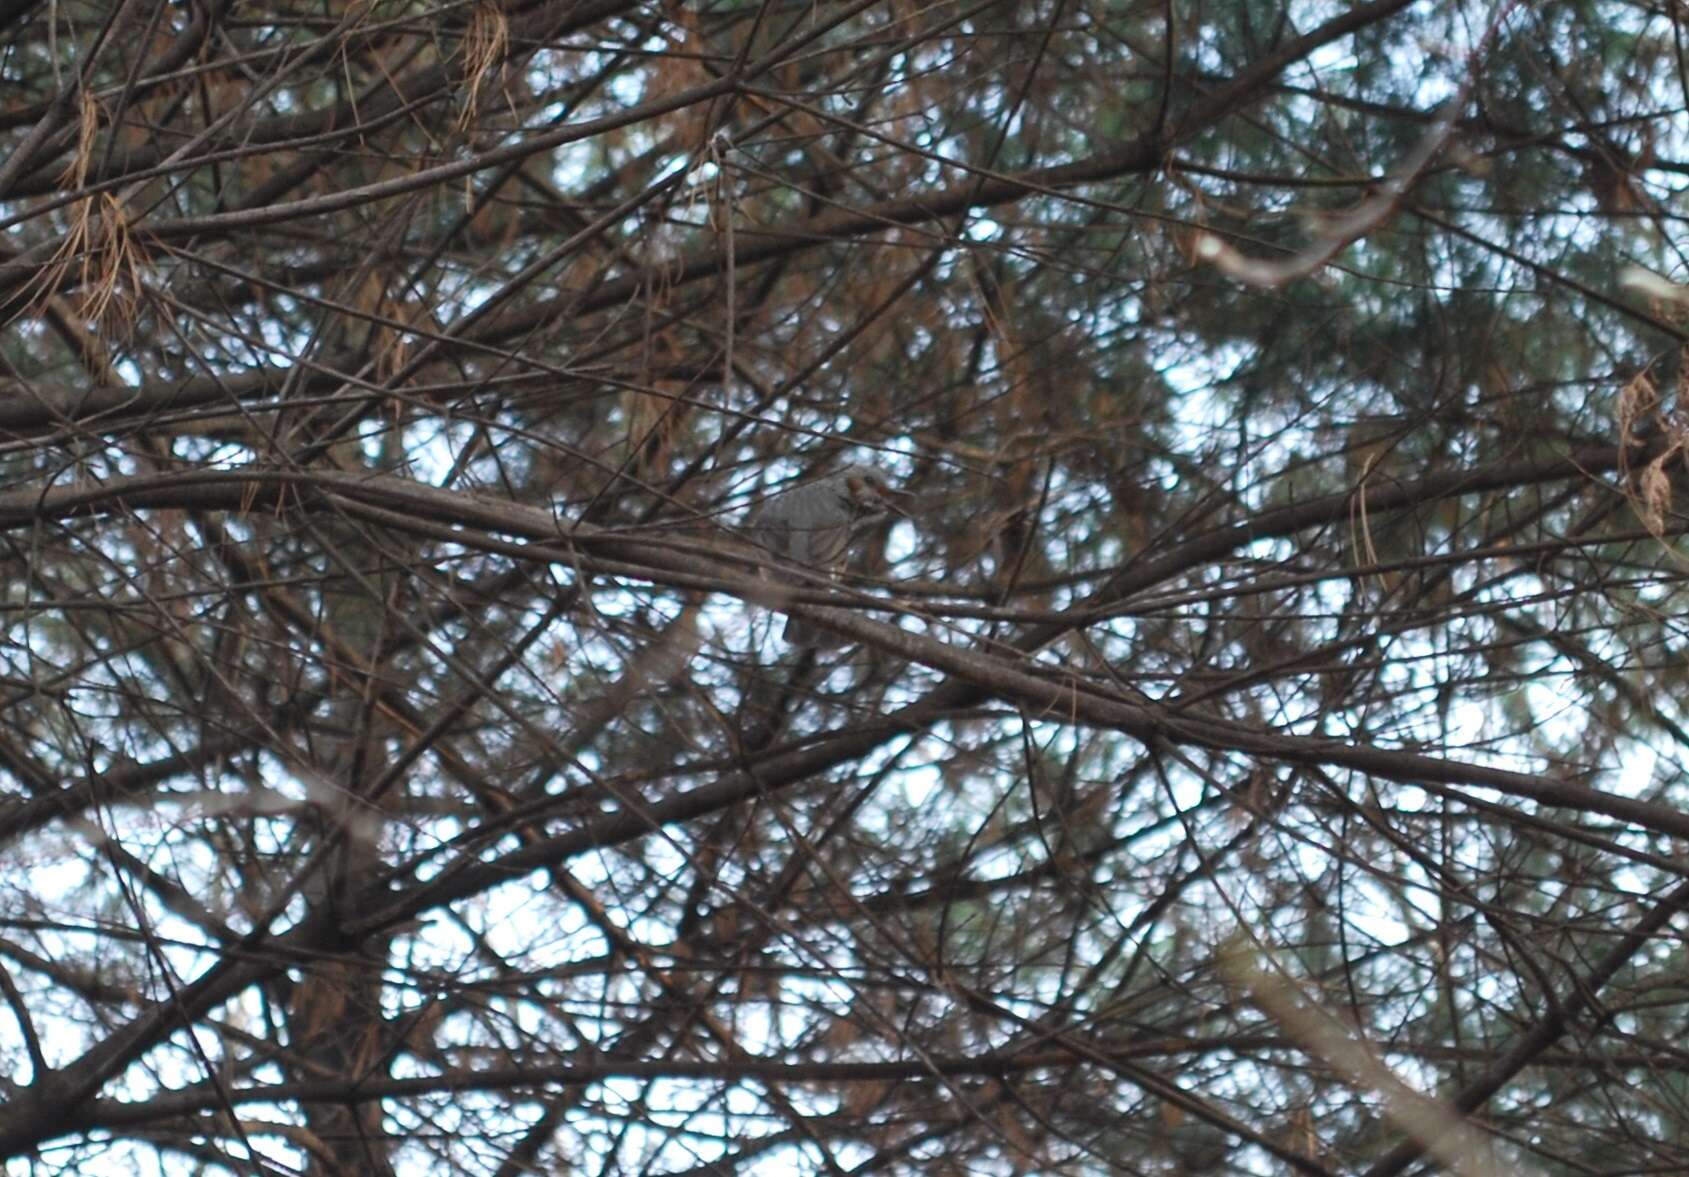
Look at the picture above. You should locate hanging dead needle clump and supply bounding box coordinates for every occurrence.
[17,91,150,334]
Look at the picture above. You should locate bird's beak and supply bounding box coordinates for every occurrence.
[879,490,913,519]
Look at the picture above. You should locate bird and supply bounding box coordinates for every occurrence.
[745,464,905,647]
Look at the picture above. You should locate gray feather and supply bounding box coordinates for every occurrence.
[747,464,894,646]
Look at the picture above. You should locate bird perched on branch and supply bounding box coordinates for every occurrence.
[746,464,906,647]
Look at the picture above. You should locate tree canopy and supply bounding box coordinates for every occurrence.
[1,0,1688,1172]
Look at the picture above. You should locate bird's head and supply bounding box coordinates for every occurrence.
[839,465,909,522]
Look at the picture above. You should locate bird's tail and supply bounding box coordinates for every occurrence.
[783,614,847,649]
